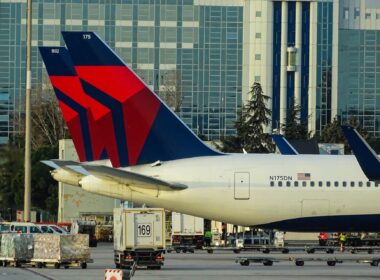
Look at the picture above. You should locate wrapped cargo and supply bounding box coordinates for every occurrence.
[33,234,90,261]
[0,233,34,260]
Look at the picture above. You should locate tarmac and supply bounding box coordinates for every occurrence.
[1,243,380,280]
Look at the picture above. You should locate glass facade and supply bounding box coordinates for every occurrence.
[338,29,380,137]
[315,1,333,134]
[272,1,310,129]
[0,0,243,143]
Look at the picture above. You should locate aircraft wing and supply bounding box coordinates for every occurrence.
[80,164,188,191]
[272,135,299,155]
[341,125,380,181]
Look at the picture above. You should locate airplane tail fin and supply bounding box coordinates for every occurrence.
[61,31,221,167]
[39,47,119,165]
[272,135,298,155]
[39,47,94,162]
[341,125,380,181]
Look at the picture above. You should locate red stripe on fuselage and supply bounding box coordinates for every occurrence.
[50,76,120,166]
[58,101,86,162]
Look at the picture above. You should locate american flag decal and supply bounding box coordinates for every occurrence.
[297,173,311,180]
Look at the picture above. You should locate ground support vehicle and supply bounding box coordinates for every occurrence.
[114,208,166,270]
[171,212,204,251]
[289,256,380,267]
[235,257,279,266]
[305,246,336,254]
[305,245,380,254]
[235,256,380,267]
[203,246,243,254]
[71,220,98,247]
[349,246,380,254]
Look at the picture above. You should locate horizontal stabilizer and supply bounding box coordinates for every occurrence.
[272,135,299,155]
[341,125,380,181]
[41,160,79,171]
[41,160,61,169]
[65,165,90,176]
[81,165,188,191]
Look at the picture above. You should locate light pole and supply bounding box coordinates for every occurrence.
[24,0,32,222]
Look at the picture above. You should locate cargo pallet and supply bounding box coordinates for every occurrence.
[0,257,29,268]
[30,258,93,269]
[203,246,243,254]
[235,256,380,267]
[0,257,93,269]
[208,244,380,255]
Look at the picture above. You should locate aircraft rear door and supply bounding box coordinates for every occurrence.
[234,172,250,200]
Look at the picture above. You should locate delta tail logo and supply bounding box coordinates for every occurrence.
[39,32,220,168]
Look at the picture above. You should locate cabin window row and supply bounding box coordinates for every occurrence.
[269,181,380,188]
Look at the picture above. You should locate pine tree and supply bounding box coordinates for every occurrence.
[282,102,308,140]
[318,116,374,154]
[219,83,274,153]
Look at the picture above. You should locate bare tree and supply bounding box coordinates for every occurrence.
[30,81,68,149]
[14,77,69,150]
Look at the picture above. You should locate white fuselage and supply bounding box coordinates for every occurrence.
[75,154,380,231]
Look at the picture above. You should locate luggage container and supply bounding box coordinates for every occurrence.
[31,234,91,269]
[0,233,34,267]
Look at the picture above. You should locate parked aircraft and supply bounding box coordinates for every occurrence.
[272,135,298,155]
[40,32,380,232]
[341,125,380,182]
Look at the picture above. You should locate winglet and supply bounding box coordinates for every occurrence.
[341,125,380,181]
[272,134,299,155]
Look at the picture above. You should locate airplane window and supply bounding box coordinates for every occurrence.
[294,181,299,187]
[343,182,347,187]
[286,181,291,187]
[310,181,315,187]
[270,181,274,187]
[326,181,331,187]
[375,182,379,187]
[367,182,371,187]
[358,182,363,187]
[318,181,323,187]
[350,181,355,187]
[278,181,282,187]
[302,181,307,187]
[334,181,339,187]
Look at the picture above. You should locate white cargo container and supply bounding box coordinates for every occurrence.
[113,208,165,269]
[171,212,204,251]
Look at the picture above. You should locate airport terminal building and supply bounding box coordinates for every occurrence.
[0,0,380,144]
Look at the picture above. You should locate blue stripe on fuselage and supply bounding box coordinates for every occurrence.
[256,214,380,232]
